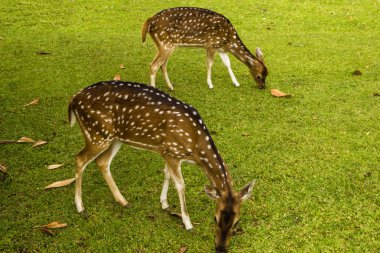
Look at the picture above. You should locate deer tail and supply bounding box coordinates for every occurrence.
[142,18,151,44]
[68,100,76,127]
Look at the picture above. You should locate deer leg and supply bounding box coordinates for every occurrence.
[166,159,193,230]
[160,164,171,209]
[95,141,129,207]
[75,143,109,213]
[161,58,174,91]
[150,51,161,87]
[206,48,217,89]
[150,47,173,89]
[218,51,240,87]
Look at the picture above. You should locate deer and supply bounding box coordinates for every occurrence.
[142,7,268,91]
[68,80,256,253]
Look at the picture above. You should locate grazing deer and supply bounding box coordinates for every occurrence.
[69,80,256,253]
[142,7,268,90]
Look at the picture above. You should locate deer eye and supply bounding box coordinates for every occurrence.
[256,75,262,80]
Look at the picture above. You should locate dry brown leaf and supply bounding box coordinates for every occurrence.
[113,73,121,80]
[120,64,125,69]
[44,178,75,189]
[39,227,55,236]
[44,221,68,229]
[170,212,182,218]
[31,140,47,148]
[24,98,40,107]
[34,221,67,236]
[271,89,291,98]
[47,164,64,170]
[0,140,17,144]
[178,246,188,253]
[17,136,35,143]
[34,221,68,229]
[0,163,7,174]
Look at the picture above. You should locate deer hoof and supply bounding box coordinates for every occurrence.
[79,210,90,219]
[123,203,132,209]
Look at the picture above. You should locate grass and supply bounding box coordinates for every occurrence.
[0,0,379,252]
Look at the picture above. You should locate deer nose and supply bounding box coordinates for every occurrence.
[215,246,227,253]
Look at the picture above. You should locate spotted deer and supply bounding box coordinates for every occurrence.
[142,7,268,90]
[69,80,256,253]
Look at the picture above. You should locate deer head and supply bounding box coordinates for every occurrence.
[205,180,256,252]
[248,48,268,89]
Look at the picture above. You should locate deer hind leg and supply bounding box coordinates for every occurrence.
[166,158,193,230]
[150,47,173,90]
[75,143,110,213]
[218,51,240,87]
[95,141,129,207]
[160,164,171,210]
[206,48,217,89]
[160,49,175,90]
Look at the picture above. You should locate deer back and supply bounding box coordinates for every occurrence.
[145,7,240,49]
[69,81,226,168]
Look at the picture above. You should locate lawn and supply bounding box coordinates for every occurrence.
[0,0,379,252]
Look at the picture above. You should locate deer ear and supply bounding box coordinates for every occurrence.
[205,185,221,200]
[255,48,264,61]
[239,180,256,202]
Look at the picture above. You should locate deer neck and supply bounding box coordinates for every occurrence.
[196,142,232,192]
[226,37,256,67]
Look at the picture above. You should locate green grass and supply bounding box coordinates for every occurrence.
[1,0,379,252]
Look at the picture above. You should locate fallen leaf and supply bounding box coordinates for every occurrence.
[0,140,17,144]
[241,132,250,137]
[271,89,291,98]
[17,136,35,143]
[47,164,64,170]
[39,227,55,236]
[34,221,68,236]
[178,246,188,253]
[373,93,380,97]
[31,140,47,148]
[44,221,68,229]
[36,51,51,55]
[24,98,40,107]
[0,164,7,174]
[113,73,121,80]
[352,70,362,76]
[44,178,75,189]
[34,221,68,229]
[120,64,125,69]
[170,212,182,218]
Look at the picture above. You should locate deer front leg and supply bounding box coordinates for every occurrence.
[206,48,217,89]
[160,164,171,210]
[75,144,109,214]
[166,159,193,230]
[218,52,240,87]
[95,141,129,207]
